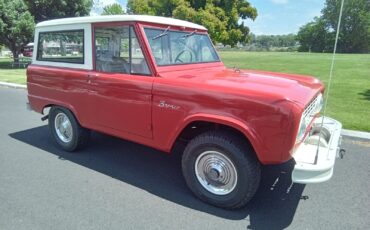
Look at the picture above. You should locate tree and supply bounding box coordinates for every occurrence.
[127,0,257,47]
[102,3,125,15]
[322,0,370,53]
[0,0,35,63]
[247,33,297,51]
[297,0,370,53]
[297,17,330,52]
[24,0,93,23]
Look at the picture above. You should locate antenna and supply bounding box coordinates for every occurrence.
[316,0,345,156]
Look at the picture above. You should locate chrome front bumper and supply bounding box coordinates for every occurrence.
[292,116,343,184]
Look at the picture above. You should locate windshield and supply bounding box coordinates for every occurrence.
[144,28,220,66]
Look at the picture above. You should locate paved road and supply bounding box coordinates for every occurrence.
[0,86,369,230]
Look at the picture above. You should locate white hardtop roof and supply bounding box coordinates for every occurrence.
[36,15,207,31]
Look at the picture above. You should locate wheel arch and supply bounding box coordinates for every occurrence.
[42,102,85,127]
[169,114,263,162]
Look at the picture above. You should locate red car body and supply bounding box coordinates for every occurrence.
[27,59,323,165]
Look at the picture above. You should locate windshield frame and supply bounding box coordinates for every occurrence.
[142,26,221,67]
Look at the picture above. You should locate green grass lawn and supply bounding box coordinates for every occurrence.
[0,58,27,84]
[220,51,370,132]
[0,53,369,131]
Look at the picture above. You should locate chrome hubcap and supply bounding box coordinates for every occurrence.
[54,112,73,143]
[195,151,238,195]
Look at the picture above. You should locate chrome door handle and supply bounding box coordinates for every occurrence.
[87,73,99,83]
[87,73,99,79]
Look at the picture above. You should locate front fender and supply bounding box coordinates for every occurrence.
[167,113,264,162]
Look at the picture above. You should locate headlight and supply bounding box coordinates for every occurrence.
[313,93,324,114]
[297,115,308,142]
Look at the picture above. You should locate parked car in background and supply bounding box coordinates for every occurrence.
[22,43,33,57]
[27,15,343,209]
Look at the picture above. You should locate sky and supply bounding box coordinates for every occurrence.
[244,0,325,35]
[90,0,127,16]
[91,0,325,35]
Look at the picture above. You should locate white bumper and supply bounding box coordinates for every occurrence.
[292,116,342,184]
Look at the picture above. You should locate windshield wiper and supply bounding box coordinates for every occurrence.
[182,30,197,38]
[152,26,170,40]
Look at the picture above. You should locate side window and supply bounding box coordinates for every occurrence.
[130,27,150,75]
[94,26,150,75]
[37,30,84,64]
[95,26,130,73]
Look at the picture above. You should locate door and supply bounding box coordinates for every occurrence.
[89,24,153,138]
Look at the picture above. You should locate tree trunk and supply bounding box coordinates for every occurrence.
[12,50,20,65]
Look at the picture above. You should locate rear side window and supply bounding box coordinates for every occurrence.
[37,30,84,64]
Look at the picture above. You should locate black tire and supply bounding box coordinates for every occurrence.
[49,106,90,152]
[182,131,261,209]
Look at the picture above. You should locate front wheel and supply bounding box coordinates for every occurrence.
[182,131,261,209]
[49,106,90,152]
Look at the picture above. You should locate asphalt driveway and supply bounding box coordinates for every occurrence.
[0,86,369,230]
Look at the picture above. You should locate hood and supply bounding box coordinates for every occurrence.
[158,65,324,107]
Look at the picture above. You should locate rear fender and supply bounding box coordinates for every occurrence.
[29,95,84,126]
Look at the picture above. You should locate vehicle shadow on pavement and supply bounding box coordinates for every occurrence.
[10,125,306,229]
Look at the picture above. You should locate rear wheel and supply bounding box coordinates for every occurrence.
[182,131,261,209]
[49,106,90,152]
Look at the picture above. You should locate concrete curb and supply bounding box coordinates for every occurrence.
[341,129,370,140]
[0,82,26,89]
[0,81,369,140]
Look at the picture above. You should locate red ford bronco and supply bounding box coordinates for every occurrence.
[27,15,343,209]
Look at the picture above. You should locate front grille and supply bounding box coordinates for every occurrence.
[303,95,319,119]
